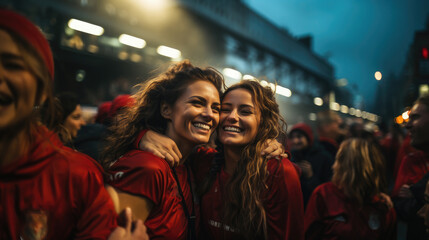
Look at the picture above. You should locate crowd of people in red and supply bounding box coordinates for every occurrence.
[1,8,429,240]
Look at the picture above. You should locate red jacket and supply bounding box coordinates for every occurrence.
[107,150,196,240]
[392,151,429,196]
[305,182,396,240]
[194,147,305,240]
[0,126,117,239]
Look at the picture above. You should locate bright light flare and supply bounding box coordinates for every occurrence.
[243,74,256,80]
[355,109,362,117]
[375,71,382,81]
[223,68,242,80]
[119,34,146,49]
[275,84,292,97]
[395,116,404,124]
[135,0,170,11]
[330,102,340,111]
[68,19,104,36]
[157,45,181,59]
[402,111,409,120]
[309,113,317,121]
[340,105,349,114]
[314,97,323,106]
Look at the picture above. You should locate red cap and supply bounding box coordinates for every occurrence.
[95,101,112,124]
[110,94,136,118]
[0,9,54,80]
[290,122,314,146]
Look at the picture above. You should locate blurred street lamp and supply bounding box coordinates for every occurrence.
[223,68,242,80]
[157,45,181,59]
[119,34,146,49]
[374,71,382,81]
[68,19,104,36]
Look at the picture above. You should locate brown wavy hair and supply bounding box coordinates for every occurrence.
[201,80,287,239]
[332,138,386,206]
[101,60,225,168]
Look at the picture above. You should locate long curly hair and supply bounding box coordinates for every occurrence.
[332,138,386,206]
[101,60,225,168]
[200,80,287,239]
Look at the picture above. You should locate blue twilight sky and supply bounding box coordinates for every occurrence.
[244,0,429,109]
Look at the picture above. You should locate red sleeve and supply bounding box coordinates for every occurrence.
[392,153,428,196]
[383,208,397,240]
[304,185,327,240]
[190,146,217,182]
[107,150,169,206]
[133,129,148,149]
[265,158,305,240]
[72,155,118,240]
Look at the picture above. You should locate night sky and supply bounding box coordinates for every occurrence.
[244,0,429,110]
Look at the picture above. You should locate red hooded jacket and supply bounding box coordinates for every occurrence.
[0,126,117,239]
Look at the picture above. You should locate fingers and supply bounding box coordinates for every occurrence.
[150,149,166,160]
[133,220,149,240]
[171,143,182,160]
[164,152,179,167]
[124,207,132,233]
[262,143,277,156]
[261,139,273,155]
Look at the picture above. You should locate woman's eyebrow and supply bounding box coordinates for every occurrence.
[1,52,24,61]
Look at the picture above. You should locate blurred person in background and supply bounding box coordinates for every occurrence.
[305,138,396,240]
[0,9,147,240]
[95,101,112,125]
[289,122,334,207]
[73,101,112,162]
[392,94,429,240]
[54,92,85,145]
[315,110,347,158]
[417,180,429,239]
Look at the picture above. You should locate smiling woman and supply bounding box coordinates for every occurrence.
[0,9,149,240]
[102,60,225,240]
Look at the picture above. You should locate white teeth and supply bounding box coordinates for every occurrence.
[224,126,241,133]
[193,122,210,130]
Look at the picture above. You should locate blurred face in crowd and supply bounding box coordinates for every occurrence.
[406,103,429,152]
[289,131,309,151]
[418,181,429,234]
[219,88,260,148]
[63,104,85,138]
[163,80,220,147]
[0,30,39,131]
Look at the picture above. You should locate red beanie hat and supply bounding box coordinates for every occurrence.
[0,9,54,80]
[110,94,136,118]
[290,122,314,146]
[95,101,112,124]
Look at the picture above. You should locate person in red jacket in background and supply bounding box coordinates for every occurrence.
[305,138,396,240]
[418,180,429,239]
[392,95,429,240]
[0,9,147,240]
[315,110,346,159]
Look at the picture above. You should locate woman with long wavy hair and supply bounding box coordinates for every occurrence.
[102,60,225,240]
[137,80,304,239]
[198,80,304,239]
[304,138,396,240]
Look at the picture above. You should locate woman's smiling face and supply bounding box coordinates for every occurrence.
[164,80,220,146]
[0,30,39,131]
[218,88,260,148]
